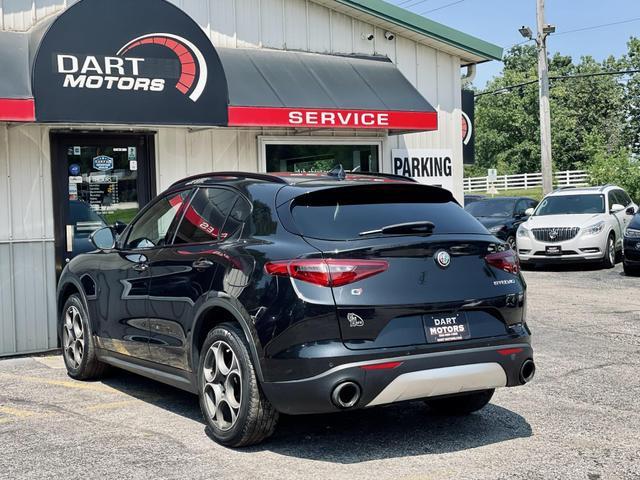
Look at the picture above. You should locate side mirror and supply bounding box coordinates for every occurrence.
[626,206,636,216]
[90,227,116,251]
[611,203,625,214]
[524,208,535,217]
[113,221,128,235]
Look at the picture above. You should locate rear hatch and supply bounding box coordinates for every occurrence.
[280,183,525,350]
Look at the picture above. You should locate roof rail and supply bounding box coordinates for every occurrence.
[347,171,417,182]
[599,184,613,192]
[169,171,287,189]
[551,185,577,193]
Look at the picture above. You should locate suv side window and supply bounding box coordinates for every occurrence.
[173,187,239,244]
[514,199,528,217]
[607,191,617,210]
[126,191,190,249]
[616,190,632,207]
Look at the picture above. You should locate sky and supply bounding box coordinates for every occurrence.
[388,0,640,88]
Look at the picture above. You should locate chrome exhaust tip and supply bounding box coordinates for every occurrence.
[331,381,361,409]
[520,359,536,384]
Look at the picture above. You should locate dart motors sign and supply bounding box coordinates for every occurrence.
[32,0,228,125]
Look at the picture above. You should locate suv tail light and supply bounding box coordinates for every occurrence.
[264,259,389,287]
[485,250,520,274]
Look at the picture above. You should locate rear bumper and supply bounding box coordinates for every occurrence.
[261,342,533,415]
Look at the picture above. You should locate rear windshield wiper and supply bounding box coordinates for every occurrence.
[359,221,435,237]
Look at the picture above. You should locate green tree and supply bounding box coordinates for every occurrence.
[588,148,640,202]
[474,45,627,175]
[621,37,640,156]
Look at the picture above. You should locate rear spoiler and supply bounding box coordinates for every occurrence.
[277,182,457,208]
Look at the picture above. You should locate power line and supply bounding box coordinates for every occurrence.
[555,16,640,36]
[419,0,469,15]
[396,0,429,7]
[475,69,640,97]
[505,16,640,50]
[397,0,432,10]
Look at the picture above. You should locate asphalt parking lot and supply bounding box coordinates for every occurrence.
[1,264,639,480]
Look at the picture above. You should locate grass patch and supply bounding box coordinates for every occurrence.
[467,188,544,201]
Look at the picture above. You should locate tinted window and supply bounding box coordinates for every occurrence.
[290,184,485,240]
[527,200,538,210]
[613,190,631,207]
[126,191,189,249]
[618,190,632,206]
[514,199,528,216]
[173,188,238,244]
[535,194,605,216]
[465,199,517,218]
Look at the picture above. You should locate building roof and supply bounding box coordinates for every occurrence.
[322,0,503,63]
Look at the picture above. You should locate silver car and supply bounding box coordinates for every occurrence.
[516,186,637,268]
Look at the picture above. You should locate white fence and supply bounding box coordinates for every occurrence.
[463,170,590,193]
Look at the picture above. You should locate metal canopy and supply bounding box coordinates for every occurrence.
[220,48,437,131]
[0,31,35,121]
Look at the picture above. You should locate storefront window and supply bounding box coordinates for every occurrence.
[265,144,379,173]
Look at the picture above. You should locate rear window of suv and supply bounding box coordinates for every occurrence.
[289,184,486,240]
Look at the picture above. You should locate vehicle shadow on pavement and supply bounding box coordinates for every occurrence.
[102,370,531,462]
[101,370,204,423]
[243,402,532,463]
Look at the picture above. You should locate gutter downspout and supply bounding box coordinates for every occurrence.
[461,64,477,87]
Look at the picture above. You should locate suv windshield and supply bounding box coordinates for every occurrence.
[534,194,605,216]
[465,199,516,217]
[290,184,486,240]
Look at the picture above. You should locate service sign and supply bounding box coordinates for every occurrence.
[228,107,438,131]
[32,0,228,125]
[392,148,454,192]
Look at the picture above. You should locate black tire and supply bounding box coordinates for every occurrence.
[425,389,494,415]
[602,233,616,269]
[198,322,278,447]
[623,262,640,276]
[60,294,107,380]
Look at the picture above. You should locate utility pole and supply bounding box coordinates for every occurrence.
[519,2,555,194]
[536,0,553,195]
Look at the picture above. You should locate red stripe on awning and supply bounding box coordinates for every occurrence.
[0,98,35,122]
[227,106,438,131]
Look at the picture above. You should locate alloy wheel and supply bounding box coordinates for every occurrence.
[609,238,615,265]
[63,306,84,369]
[202,340,242,431]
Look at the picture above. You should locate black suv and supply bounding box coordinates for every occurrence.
[57,172,534,447]
[465,197,538,250]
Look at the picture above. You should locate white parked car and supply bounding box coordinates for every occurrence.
[516,185,637,268]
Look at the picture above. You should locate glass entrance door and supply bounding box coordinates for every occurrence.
[51,133,156,273]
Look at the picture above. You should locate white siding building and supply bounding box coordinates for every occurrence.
[0,0,501,356]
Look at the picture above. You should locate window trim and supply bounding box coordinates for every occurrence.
[258,136,384,173]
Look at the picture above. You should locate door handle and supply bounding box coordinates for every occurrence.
[192,258,214,269]
[133,263,149,273]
